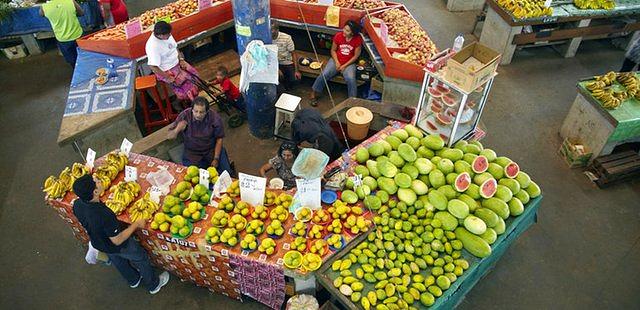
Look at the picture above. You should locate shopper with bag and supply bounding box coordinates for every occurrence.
[72,175,170,294]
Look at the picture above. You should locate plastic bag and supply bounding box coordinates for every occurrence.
[291,148,329,180]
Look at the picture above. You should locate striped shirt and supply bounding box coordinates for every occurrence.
[274,32,295,65]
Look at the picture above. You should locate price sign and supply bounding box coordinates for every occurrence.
[198,0,212,11]
[124,19,142,39]
[85,148,96,170]
[238,173,266,206]
[125,165,138,182]
[380,22,389,45]
[149,186,162,204]
[212,170,232,198]
[544,0,551,8]
[318,0,333,5]
[120,138,133,157]
[295,178,321,210]
[352,174,363,188]
[199,168,210,188]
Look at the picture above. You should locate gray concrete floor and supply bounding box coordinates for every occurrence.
[1,0,639,309]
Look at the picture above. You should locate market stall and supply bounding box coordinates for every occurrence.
[477,0,640,65]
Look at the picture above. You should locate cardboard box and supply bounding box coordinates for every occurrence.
[558,138,592,168]
[445,42,500,93]
[2,44,28,59]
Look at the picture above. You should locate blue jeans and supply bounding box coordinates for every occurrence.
[312,59,357,98]
[57,40,78,68]
[106,239,159,291]
[182,147,233,175]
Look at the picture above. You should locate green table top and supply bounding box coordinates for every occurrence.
[577,77,640,142]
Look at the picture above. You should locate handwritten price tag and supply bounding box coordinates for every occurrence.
[125,165,138,182]
[85,148,96,170]
[198,0,212,11]
[380,22,389,45]
[120,138,133,156]
[213,170,232,198]
[124,19,142,39]
[295,178,321,210]
[199,168,210,188]
[239,173,266,206]
[149,186,162,203]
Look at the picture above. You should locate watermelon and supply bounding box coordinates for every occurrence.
[479,178,497,199]
[454,172,471,192]
[504,162,520,179]
[441,95,455,107]
[472,155,489,173]
[436,113,452,125]
[428,87,442,98]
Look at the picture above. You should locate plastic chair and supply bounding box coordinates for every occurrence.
[135,75,175,132]
[274,93,301,139]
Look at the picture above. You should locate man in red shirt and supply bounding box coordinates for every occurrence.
[99,0,128,26]
[310,20,363,106]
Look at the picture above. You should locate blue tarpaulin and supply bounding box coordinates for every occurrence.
[0,0,102,37]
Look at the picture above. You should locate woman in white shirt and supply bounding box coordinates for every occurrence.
[145,21,199,101]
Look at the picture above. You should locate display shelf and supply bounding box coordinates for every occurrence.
[270,0,398,29]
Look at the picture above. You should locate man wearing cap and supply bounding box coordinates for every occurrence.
[72,175,170,294]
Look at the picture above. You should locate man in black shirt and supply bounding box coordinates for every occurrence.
[72,175,169,294]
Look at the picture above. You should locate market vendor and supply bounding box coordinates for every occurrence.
[167,96,233,173]
[99,0,129,26]
[259,141,299,189]
[72,175,170,294]
[310,20,363,106]
[291,108,344,161]
[145,21,200,102]
[39,0,84,67]
[271,20,301,91]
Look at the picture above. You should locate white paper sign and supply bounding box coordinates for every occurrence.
[199,168,210,188]
[85,148,96,170]
[239,173,266,206]
[318,0,333,5]
[212,170,233,198]
[149,186,162,204]
[125,165,138,182]
[352,174,363,188]
[544,0,551,7]
[120,138,133,157]
[295,178,321,210]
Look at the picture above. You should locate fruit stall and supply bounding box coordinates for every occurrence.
[560,71,640,164]
[476,0,640,65]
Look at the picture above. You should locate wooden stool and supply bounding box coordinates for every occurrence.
[274,93,301,139]
[135,75,175,133]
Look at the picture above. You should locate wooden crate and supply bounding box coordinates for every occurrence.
[77,1,233,59]
[591,150,640,188]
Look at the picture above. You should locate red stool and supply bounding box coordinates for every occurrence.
[135,75,176,132]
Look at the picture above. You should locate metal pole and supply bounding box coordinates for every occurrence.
[231,0,277,139]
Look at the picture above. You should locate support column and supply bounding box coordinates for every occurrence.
[231,0,277,139]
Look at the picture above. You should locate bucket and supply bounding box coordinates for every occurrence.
[346,107,373,140]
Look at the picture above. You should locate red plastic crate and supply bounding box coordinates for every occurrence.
[77,1,233,59]
[270,0,398,29]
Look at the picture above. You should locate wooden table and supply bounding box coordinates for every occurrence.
[477,0,640,65]
[295,50,365,86]
[560,82,640,162]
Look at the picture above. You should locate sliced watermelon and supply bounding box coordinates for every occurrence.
[428,87,442,98]
[426,120,438,131]
[431,100,443,113]
[442,95,456,107]
[472,155,489,173]
[504,162,520,179]
[479,178,497,199]
[436,113,452,126]
[446,108,458,117]
[439,133,449,141]
[454,172,471,192]
[436,84,450,94]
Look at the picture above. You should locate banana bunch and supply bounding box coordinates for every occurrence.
[497,0,553,19]
[591,88,621,109]
[43,163,89,199]
[129,192,160,222]
[574,0,614,10]
[595,71,617,85]
[106,151,128,171]
[617,72,639,97]
[93,151,128,189]
[106,181,141,215]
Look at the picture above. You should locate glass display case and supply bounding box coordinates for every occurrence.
[414,71,495,146]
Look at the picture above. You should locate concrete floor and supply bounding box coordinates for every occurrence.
[1,0,639,309]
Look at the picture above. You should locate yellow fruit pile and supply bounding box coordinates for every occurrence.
[184,165,200,184]
[191,184,210,205]
[220,227,238,246]
[218,195,235,212]
[302,253,322,271]
[274,193,293,208]
[246,219,264,235]
[264,191,277,205]
[618,72,639,98]
[292,237,307,252]
[93,151,128,189]
[211,209,230,227]
[344,215,372,235]
[228,214,247,230]
[308,224,324,239]
[327,234,343,249]
[205,227,222,243]
[574,0,614,10]
[327,219,343,234]
[240,234,259,250]
[497,0,552,19]
[161,195,182,215]
[208,166,219,184]
[258,238,276,255]
[43,163,89,198]
[182,201,204,221]
[172,181,192,201]
[312,209,330,224]
[169,215,190,237]
[228,180,240,197]
[270,205,289,222]
[291,221,307,237]
[310,239,327,256]
[234,201,250,216]
[128,192,159,221]
[380,8,437,66]
[295,207,312,222]
[150,213,170,232]
[586,71,637,110]
[106,181,141,215]
[251,205,269,220]
[266,219,285,236]
[284,250,302,269]
[328,201,350,219]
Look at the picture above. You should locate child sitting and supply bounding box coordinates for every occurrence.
[211,65,246,113]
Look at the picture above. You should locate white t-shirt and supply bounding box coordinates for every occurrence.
[145,34,179,71]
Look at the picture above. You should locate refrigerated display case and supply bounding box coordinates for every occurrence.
[414,70,495,146]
